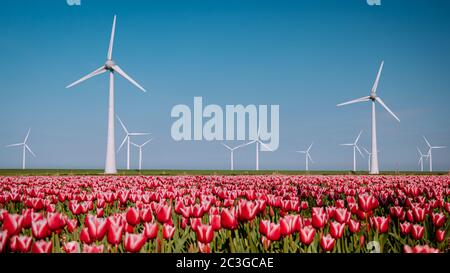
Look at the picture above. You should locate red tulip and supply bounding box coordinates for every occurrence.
[192,204,205,218]
[126,207,140,226]
[32,219,50,239]
[436,229,445,243]
[140,208,153,223]
[445,202,450,213]
[259,220,270,236]
[124,232,147,253]
[107,223,124,245]
[299,225,315,245]
[221,208,238,230]
[400,222,412,235]
[156,205,172,224]
[2,213,23,235]
[358,194,376,212]
[10,235,32,253]
[348,219,360,233]
[47,212,66,231]
[406,210,414,222]
[371,216,389,233]
[209,215,221,231]
[144,222,159,239]
[80,227,92,244]
[96,208,104,217]
[196,224,214,244]
[85,215,108,241]
[163,224,176,240]
[404,245,439,253]
[412,207,426,222]
[0,231,8,253]
[312,207,327,229]
[63,241,80,253]
[67,219,78,233]
[261,236,271,250]
[431,212,445,228]
[280,217,295,236]
[82,244,104,253]
[31,240,52,253]
[329,221,345,239]
[198,242,211,253]
[334,208,350,224]
[238,201,258,222]
[320,234,335,251]
[411,224,424,240]
[267,223,281,241]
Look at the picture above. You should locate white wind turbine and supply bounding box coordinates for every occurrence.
[423,136,446,172]
[417,147,429,172]
[337,61,400,175]
[296,142,314,171]
[244,132,273,171]
[131,138,152,171]
[340,130,364,172]
[117,116,151,170]
[221,143,252,171]
[66,15,147,174]
[6,129,36,169]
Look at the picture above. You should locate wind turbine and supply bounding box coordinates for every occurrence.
[296,142,314,171]
[337,61,400,174]
[244,132,273,171]
[417,147,429,172]
[6,129,36,169]
[131,138,152,171]
[117,116,151,170]
[340,130,364,172]
[423,136,446,172]
[221,143,252,171]
[66,15,147,174]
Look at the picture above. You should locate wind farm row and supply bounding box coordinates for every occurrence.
[3,15,448,173]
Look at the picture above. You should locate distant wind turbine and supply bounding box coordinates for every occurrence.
[6,129,36,169]
[131,138,152,171]
[117,116,151,170]
[296,142,314,171]
[66,15,147,174]
[340,130,364,172]
[221,143,252,171]
[337,61,400,174]
[423,136,446,172]
[245,131,273,171]
[417,147,429,172]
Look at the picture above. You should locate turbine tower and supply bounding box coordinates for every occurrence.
[417,147,429,172]
[423,136,446,172]
[131,138,152,171]
[6,128,36,169]
[66,15,147,174]
[340,130,364,172]
[337,61,400,174]
[221,143,251,171]
[117,116,151,170]
[296,142,314,171]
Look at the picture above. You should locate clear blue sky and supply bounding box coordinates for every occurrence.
[0,0,449,171]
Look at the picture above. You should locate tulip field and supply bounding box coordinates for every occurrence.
[0,175,448,253]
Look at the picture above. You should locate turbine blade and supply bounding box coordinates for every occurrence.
[375,97,400,122]
[417,147,423,156]
[116,116,129,134]
[432,146,446,149]
[423,136,432,148]
[25,145,36,157]
[258,141,273,151]
[131,142,139,148]
[362,146,370,155]
[296,151,306,154]
[307,142,313,152]
[221,143,232,150]
[129,133,151,136]
[117,136,128,153]
[337,96,371,107]
[24,128,31,143]
[6,143,23,147]
[418,157,422,165]
[112,65,146,92]
[108,15,117,60]
[66,66,107,89]
[356,145,364,158]
[355,130,363,144]
[340,144,354,146]
[141,138,153,147]
[371,61,384,94]
[307,153,314,163]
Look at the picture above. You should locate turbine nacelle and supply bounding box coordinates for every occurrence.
[105,60,116,70]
